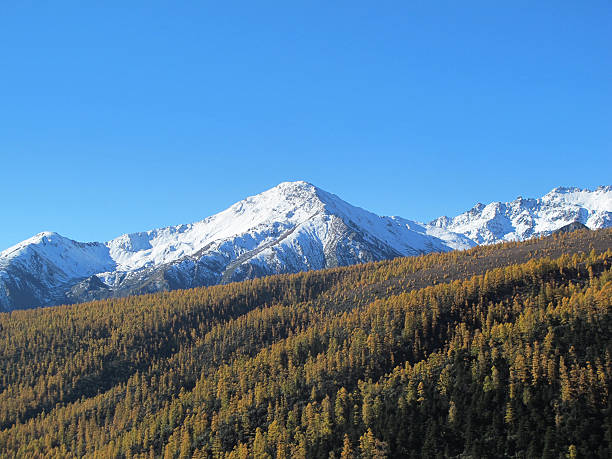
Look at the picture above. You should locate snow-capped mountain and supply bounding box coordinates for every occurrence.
[1,182,609,311]
[0,181,474,311]
[430,186,611,244]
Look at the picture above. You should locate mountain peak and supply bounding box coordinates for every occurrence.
[433,185,611,244]
[36,231,59,238]
[0,180,474,310]
[258,181,327,207]
[548,186,580,194]
[259,180,321,203]
[1,183,610,311]
[20,230,61,244]
[1,231,62,259]
[545,185,612,198]
[272,180,316,190]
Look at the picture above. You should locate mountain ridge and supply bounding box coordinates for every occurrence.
[1,181,610,311]
[430,184,611,244]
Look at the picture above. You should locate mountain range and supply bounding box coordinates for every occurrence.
[1,181,610,311]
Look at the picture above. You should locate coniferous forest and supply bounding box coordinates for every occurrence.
[0,229,610,458]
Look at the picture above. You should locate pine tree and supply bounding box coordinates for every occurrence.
[340,434,355,459]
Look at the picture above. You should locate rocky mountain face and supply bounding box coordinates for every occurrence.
[0,181,474,311]
[430,186,611,244]
[1,182,609,311]
[553,222,590,234]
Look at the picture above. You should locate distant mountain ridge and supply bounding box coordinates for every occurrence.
[430,185,611,244]
[1,182,610,311]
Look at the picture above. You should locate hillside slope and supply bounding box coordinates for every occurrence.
[0,228,610,458]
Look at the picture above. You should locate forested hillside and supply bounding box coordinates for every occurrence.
[0,229,610,458]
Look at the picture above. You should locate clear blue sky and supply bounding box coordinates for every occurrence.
[1,1,610,249]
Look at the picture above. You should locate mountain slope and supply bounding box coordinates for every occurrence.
[0,229,610,458]
[0,232,115,311]
[1,182,610,311]
[0,181,473,311]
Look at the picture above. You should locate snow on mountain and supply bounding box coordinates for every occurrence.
[0,181,474,311]
[0,232,115,311]
[0,231,113,276]
[1,182,608,311]
[105,181,473,272]
[430,186,612,244]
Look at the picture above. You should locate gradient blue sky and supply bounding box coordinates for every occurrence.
[1,1,610,249]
